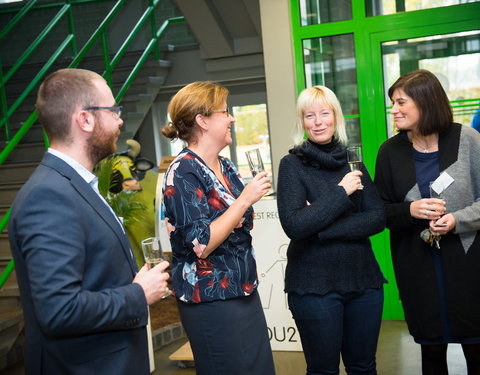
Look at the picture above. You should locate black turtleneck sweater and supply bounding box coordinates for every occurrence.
[276,140,386,295]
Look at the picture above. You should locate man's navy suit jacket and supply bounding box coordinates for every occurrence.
[9,152,150,375]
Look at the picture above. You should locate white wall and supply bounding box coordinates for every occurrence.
[259,0,298,188]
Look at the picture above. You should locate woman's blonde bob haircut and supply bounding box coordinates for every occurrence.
[293,85,348,145]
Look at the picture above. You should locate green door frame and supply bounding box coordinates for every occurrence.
[289,0,480,319]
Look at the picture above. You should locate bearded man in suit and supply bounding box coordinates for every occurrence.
[8,68,170,375]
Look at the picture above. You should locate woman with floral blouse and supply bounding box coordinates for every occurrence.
[161,81,275,375]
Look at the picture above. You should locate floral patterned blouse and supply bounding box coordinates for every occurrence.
[163,148,258,304]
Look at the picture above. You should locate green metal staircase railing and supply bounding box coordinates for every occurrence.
[0,0,184,288]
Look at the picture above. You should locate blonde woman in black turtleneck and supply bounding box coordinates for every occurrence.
[277,85,386,375]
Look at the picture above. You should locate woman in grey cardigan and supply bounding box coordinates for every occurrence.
[277,86,386,375]
[374,69,480,374]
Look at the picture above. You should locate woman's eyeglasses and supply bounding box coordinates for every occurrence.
[211,107,231,117]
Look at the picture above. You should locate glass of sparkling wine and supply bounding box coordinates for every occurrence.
[141,237,172,298]
[429,181,446,225]
[429,181,445,201]
[245,148,265,177]
[347,145,363,190]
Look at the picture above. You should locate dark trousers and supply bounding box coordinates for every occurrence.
[288,288,384,375]
[177,290,276,375]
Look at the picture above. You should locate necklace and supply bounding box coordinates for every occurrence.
[414,142,430,153]
[411,135,437,153]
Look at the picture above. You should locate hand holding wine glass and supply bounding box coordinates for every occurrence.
[428,182,455,236]
[426,182,449,248]
[245,148,265,177]
[347,146,364,190]
[141,237,172,298]
[428,181,447,219]
[245,148,274,196]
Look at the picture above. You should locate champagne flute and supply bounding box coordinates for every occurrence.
[245,148,265,177]
[347,146,363,189]
[429,182,446,248]
[429,181,445,201]
[141,236,172,298]
[245,148,275,196]
[429,181,447,226]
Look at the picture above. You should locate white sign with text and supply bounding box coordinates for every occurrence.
[252,199,302,351]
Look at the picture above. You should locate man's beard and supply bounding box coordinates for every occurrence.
[87,121,119,166]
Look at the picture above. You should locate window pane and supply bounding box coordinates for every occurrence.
[382,30,480,137]
[367,0,479,17]
[299,0,352,25]
[303,34,361,144]
[219,104,272,182]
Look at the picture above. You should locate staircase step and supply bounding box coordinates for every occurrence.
[111,65,161,83]
[0,275,21,313]
[0,184,23,206]
[148,75,167,86]
[0,284,20,299]
[0,310,23,332]
[5,124,44,145]
[3,142,46,163]
[112,72,167,96]
[0,162,38,183]
[158,59,172,68]
[0,309,24,371]
[0,258,21,314]
[0,233,11,259]
[121,94,156,115]
[0,205,9,216]
[0,333,24,372]
[0,258,16,282]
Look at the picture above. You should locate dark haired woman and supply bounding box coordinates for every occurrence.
[374,69,480,374]
[161,81,275,375]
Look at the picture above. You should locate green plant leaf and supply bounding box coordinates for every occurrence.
[107,191,147,227]
[94,156,147,227]
[94,156,115,198]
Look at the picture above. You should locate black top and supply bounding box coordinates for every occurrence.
[276,140,386,296]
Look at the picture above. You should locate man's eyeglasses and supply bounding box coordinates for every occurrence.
[211,107,231,117]
[83,106,123,119]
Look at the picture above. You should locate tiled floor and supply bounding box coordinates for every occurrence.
[1,320,468,374]
[152,320,467,375]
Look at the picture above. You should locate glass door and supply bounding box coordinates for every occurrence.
[302,33,361,145]
[381,30,480,138]
[291,0,480,319]
[371,25,480,319]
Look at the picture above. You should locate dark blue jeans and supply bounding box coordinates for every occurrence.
[288,288,384,375]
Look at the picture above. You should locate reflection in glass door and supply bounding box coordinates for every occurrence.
[382,30,480,137]
[367,0,479,16]
[303,34,361,145]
